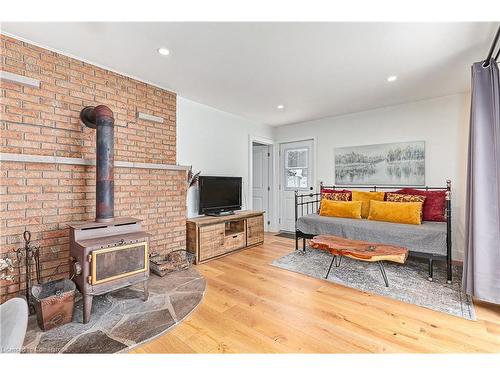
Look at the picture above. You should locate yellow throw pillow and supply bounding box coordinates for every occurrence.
[351,191,386,218]
[368,200,423,225]
[319,199,362,219]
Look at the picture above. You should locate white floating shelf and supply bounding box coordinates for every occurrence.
[0,153,190,171]
[0,70,40,88]
[137,112,164,123]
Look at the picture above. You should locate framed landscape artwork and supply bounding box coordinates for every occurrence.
[334,141,425,185]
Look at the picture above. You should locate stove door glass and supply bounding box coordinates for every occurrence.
[91,242,148,285]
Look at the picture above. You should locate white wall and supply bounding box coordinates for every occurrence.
[177,96,274,218]
[273,93,470,260]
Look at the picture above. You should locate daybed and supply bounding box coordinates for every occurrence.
[294,181,452,283]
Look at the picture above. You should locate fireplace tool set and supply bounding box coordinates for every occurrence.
[16,230,41,313]
[15,230,76,331]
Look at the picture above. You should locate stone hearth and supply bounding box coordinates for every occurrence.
[22,268,205,353]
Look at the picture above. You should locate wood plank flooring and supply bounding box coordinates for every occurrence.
[132,233,500,353]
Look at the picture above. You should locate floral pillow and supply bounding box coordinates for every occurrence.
[321,188,352,200]
[385,193,426,203]
[322,192,351,201]
[318,189,351,213]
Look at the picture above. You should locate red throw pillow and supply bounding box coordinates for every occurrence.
[393,189,447,222]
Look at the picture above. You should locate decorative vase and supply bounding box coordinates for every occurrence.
[186,185,199,218]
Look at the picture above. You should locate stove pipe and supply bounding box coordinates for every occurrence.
[80,105,114,222]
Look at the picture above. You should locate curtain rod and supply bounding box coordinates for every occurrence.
[484,25,500,67]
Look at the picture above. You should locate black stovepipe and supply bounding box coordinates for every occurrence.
[80,105,115,223]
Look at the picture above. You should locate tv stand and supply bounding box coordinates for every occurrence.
[205,210,235,217]
[186,211,264,264]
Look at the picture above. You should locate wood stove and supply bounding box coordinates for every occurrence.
[69,218,149,323]
[69,105,150,324]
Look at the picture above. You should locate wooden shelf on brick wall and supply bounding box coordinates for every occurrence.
[186,211,265,264]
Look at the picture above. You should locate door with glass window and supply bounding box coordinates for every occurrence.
[279,140,314,232]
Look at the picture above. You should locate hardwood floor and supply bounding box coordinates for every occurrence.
[132,233,500,353]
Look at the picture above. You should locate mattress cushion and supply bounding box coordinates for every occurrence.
[296,213,447,255]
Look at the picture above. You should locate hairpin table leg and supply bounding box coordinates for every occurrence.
[428,258,434,282]
[334,255,342,267]
[378,261,389,287]
[325,255,335,279]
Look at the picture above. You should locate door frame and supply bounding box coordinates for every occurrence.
[277,136,317,232]
[248,135,276,232]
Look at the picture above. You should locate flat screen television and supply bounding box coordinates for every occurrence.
[198,176,242,216]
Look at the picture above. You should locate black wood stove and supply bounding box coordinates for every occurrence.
[69,105,150,324]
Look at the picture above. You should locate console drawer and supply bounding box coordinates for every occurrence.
[224,232,246,252]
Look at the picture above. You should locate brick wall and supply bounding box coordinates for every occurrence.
[0,34,187,302]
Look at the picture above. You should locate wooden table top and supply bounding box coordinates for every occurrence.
[186,210,264,225]
[309,235,408,264]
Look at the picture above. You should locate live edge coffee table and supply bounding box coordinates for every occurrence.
[309,235,408,287]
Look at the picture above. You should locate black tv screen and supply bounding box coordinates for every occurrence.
[198,176,242,215]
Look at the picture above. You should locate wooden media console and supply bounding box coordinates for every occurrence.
[186,211,265,264]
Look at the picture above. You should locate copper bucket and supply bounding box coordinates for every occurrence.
[31,279,76,331]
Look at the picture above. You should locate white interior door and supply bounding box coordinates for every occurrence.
[279,140,314,232]
[252,144,270,231]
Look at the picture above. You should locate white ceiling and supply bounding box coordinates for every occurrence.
[2,22,497,126]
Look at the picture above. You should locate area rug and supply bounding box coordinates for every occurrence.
[271,248,475,320]
[275,232,296,239]
[22,268,206,353]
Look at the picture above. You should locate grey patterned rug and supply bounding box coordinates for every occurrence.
[22,268,205,353]
[272,248,475,320]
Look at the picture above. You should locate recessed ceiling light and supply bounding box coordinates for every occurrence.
[387,75,397,82]
[277,104,285,109]
[157,48,170,56]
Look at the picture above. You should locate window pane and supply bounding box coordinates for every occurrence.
[285,168,308,189]
[286,149,308,168]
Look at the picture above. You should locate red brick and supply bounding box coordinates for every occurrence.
[0,34,185,302]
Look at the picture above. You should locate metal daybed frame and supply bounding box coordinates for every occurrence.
[294,180,452,283]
